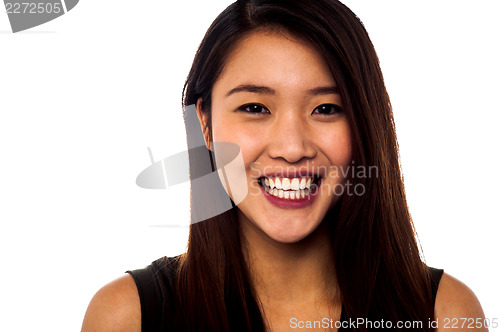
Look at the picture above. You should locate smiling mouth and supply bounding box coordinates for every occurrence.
[257,176,321,200]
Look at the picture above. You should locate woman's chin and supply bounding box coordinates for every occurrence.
[262,221,320,244]
[267,232,310,244]
[237,206,326,245]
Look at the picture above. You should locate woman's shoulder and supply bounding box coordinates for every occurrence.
[435,272,487,331]
[81,274,141,332]
[81,256,181,332]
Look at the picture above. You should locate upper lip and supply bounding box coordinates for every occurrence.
[257,170,324,178]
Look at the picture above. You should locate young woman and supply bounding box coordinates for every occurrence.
[82,0,486,331]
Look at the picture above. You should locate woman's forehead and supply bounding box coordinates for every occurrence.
[213,30,338,95]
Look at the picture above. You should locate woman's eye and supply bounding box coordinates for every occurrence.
[312,104,342,115]
[237,103,270,114]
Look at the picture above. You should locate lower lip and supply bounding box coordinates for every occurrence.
[260,184,320,209]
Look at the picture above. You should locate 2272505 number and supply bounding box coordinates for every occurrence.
[443,317,498,329]
[5,2,62,14]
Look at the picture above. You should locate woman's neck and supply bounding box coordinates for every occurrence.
[239,210,340,310]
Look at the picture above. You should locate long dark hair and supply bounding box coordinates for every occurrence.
[176,0,434,331]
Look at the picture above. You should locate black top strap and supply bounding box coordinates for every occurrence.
[429,267,445,305]
[127,257,179,332]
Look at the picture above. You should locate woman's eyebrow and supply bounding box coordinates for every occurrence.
[225,84,339,97]
[225,84,275,97]
[307,86,339,95]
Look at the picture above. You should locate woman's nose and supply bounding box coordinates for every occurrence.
[266,112,317,163]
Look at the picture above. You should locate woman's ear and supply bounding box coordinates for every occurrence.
[196,98,211,150]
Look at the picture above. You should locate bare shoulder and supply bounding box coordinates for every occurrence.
[81,274,141,332]
[435,272,487,331]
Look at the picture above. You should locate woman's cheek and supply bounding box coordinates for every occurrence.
[215,125,264,159]
[318,125,352,166]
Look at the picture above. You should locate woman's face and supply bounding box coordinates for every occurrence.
[198,30,352,243]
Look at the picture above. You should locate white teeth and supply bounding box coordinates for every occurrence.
[262,176,316,200]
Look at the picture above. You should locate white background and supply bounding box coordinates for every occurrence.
[0,1,498,331]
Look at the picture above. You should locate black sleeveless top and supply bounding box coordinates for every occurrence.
[127,257,444,332]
